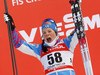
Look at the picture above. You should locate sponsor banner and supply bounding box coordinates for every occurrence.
[0,0,100,75]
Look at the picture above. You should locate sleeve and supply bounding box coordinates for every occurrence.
[11,29,41,60]
[63,29,78,53]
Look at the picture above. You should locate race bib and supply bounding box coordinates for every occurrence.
[41,51,73,70]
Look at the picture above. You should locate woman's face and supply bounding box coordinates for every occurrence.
[42,28,57,43]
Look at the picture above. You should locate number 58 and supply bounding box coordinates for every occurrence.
[47,52,62,65]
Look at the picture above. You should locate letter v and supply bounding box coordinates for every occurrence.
[18,28,37,43]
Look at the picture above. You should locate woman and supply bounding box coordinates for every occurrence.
[4,13,78,75]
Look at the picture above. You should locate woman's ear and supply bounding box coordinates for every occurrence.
[55,31,57,36]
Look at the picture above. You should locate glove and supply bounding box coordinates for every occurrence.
[4,13,15,31]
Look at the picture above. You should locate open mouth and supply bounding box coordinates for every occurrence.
[46,37,52,43]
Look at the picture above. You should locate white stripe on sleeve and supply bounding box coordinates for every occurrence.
[17,44,40,60]
[69,33,78,53]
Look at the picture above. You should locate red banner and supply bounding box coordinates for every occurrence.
[0,0,100,75]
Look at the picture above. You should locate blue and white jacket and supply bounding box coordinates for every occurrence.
[12,29,78,75]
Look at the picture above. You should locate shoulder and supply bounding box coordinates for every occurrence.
[22,42,42,50]
[29,43,42,48]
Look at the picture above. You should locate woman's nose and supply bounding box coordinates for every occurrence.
[45,32,50,36]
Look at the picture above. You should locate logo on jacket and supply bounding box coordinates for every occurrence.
[49,44,65,51]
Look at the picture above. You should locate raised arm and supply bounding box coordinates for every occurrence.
[63,29,78,53]
[4,13,41,60]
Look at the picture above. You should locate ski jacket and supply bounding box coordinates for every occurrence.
[12,28,78,75]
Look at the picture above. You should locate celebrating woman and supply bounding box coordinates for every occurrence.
[4,13,78,75]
